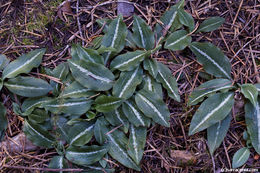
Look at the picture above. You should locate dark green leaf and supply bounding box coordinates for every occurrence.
[232,147,250,169]
[189,92,234,135]
[107,129,140,171]
[142,75,163,98]
[21,97,52,115]
[132,15,154,50]
[3,48,46,79]
[102,16,127,63]
[241,84,258,107]
[135,89,171,127]
[68,122,94,146]
[4,76,52,97]
[197,17,225,33]
[28,109,49,123]
[95,95,123,113]
[66,145,108,166]
[189,79,234,106]
[110,50,146,71]
[94,117,109,145]
[48,156,68,172]
[245,97,260,154]
[207,114,231,155]
[68,60,115,91]
[157,62,180,101]
[128,125,147,164]
[43,98,92,115]
[143,58,158,78]
[190,42,231,79]
[165,30,191,51]
[59,81,97,99]
[178,9,195,32]
[71,44,104,64]
[23,119,55,148]
[255,83,260,94]
[0,54,10,71]
[113,67,143,99]
[122,99,151,127]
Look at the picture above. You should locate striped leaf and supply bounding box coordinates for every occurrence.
[0,54,9,71]
[189,92,234,135]
[113,67,143,99]
[102,16,127,63]
[94,117,109,145]
[59,81,97,99]
[165,30,191,51]
[48,156,68,171]
[143,58,158,78]
[21,97,52,116]
[66,145,108,166]
[135,89,171,127]
[189,79,234,106]
[125,30,137,49]
[255,83,260,94]
[43,98,93,115]
[232,147,250,169]
[110,50,146,71]
[197,17,225,33]
[178,9,195,32]
[68,122,94,146]
[0,103,7,141]
[95,95,123,113]
[155,0,184,40]
[4,76,52,97]
[142,75,163,98]
[71,44,104,64]
[122,99,151,127]
[104,108,129,133]
[3,48,46,79]
[190,42,231,79]
[241,84,258,107]
[132,15,154,50]
[68,60,114,91]
[207,114,231,155]
[128,125,147,165]
[245,97,260,154]
[107,129,140,171]
[23,119,55,148]
[157,62,180,102]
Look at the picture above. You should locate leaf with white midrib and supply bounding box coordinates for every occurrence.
[232,147,250,169]
[189,79,234,106]
[241,84,258,107]
[189,42,231,79]
[113,66,143,99]
[135,89,170,127]
[157,62,180,102]
[245,97,260,154]
[3,48,46,79]
[197,17,225,33]
[207,114,231,155]
[95,95,123,113]
[189,92,234,135]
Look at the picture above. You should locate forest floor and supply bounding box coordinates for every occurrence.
[0,0,259,172]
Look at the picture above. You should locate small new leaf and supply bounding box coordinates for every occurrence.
[197,17,225,33]
[232,147,250,169]
[240,84,258,107]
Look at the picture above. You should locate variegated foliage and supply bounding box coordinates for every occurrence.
[0,0,258,171]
